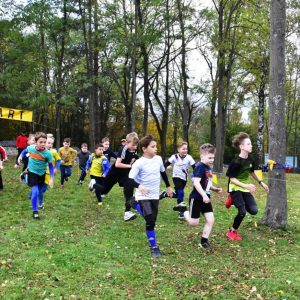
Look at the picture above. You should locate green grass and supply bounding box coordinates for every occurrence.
[0,159,299,299]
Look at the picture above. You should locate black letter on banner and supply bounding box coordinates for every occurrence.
[20,111,24,120]
[0,108,2,117]
[8,110,14,118]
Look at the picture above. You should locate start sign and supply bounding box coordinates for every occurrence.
[0,106,33,122]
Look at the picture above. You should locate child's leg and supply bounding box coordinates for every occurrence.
[60,166,65,185]
[244,192,258,215]
[94,176,102,203]
[173,177,186,204]
[65,166,72,179]
[231,191,247,230]
[31,185,39,212]
[141,200,159,247]
[123,181,134,212]
[79,167,86,182]
[202,212,215,239]
[184,195,200,226]
[38,184,48,206]
[93,170,118,194]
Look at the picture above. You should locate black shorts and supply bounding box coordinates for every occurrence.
[231,191,257,209]
[139,200,159,217]
[173,177,187,190]
[189,191,213,218]
[27,171,46,187]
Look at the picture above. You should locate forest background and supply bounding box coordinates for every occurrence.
[0,0,299,167]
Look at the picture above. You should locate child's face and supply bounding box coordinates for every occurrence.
[28,137,35,145]
[201,152,215,167]
[36,137,47,151]
[63,142,70,148]
[178,144,188,156]
[95,147,104,156]
[143,141,157,157]
[127,142,138,151]
[46,138,54,150]
[81,146,88,153]
[103,141,109,150]
[240,138,252,153]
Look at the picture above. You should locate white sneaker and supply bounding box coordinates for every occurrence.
[88,179,96,191]
[124,211,137,222]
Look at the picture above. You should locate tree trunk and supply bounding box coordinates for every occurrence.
[261,0,287,228]
[176,0,189,144]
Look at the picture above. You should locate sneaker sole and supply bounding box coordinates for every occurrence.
[124,215,137,222]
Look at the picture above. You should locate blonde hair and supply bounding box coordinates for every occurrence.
[126,132,139,145]
[177,141,188,149]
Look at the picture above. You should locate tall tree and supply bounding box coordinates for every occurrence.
[261,0,287,228]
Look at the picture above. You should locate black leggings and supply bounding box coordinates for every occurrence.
[94,169,133,211]
[231,191,258,230]
[139,200,159,231]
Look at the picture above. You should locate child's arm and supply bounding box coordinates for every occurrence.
[102,158,111,177]
[115,157,132,169]
[85,155,92,171]
[18,148,28,164]
[251,172,269,192]
[160,171,174,196]
[193,177,210,203]
[48,163,54,188]
[229,177,256,193]
[211,185,222,193]
[0,160,3,170]
[109,149,117,159]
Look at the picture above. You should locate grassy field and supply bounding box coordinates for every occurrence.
[0,158,299,299]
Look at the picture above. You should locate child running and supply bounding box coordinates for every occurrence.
[58,138,77,187]
[76,143,90,185]
[24,132,54,219]
[86,143,110,205]
[177,143,222,250]
[225,132,269,240]
[161,141,196,219]
[0,145,7,191]
[89,132,139,221]
[102,137,117,163]
[127,135,174,257]
[18,134,35,182]
[37,135,61,209]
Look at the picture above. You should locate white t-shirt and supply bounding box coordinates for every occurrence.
[129,155,165,200]
[168,154,195,180]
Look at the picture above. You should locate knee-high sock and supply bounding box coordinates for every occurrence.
[146,230,157,247]
[31,185,39,211]
[177,189,184,204]
[39,184,48,206]
[132,202,143,217]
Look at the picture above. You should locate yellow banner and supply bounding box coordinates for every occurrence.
[0,106,33,122]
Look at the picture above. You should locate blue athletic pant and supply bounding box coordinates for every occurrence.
[60,165,72,185]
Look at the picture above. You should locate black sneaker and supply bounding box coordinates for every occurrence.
[173,202,187,212]
[150,246,161,258]
[178,211,185,220]
[32,211,40,220]
[199,241,212,250]
[65,177,68,182]
[159,191,168,200]
[38,205,44,210]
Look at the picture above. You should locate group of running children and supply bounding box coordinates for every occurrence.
[0,131,269,257]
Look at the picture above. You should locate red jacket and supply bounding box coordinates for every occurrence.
[16,134,28,149]
[0,146,7,161]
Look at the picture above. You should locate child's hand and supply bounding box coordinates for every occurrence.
[261,182,269,193]
[0,164,3,171]
[166,186,174,197]
[138,185,149,196]
[246,184,256,193]
[202,194,210,203]
[215,187,222,193]
[49,177,54,188]
[54,168,58,174]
